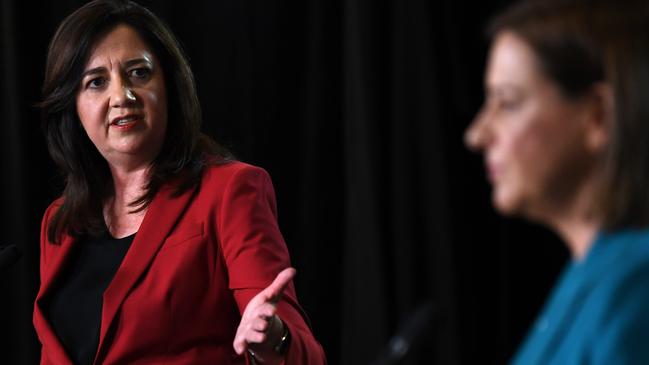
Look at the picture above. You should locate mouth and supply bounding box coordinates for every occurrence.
[486,161,502,183]
[110,114,144,130]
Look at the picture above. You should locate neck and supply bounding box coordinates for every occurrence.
[108,163,151,207]
[104,163,151,238]
[541,179,601,261]
[552,215,598,261]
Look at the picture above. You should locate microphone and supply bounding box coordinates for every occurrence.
[0,244,22,271]
[370,301,437,365]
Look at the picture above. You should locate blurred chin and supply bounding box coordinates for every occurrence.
[492,188,517,216]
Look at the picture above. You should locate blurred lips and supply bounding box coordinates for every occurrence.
[486,160,502,183]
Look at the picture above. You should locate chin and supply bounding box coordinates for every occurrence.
[492,189,519,216]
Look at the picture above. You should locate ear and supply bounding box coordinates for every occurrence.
[583,82,613,153]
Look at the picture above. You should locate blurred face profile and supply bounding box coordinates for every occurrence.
[76,24,167,167]
[465,31,600,220]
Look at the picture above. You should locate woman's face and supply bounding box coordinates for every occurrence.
[76,24,167,169]
[465,31,601,219]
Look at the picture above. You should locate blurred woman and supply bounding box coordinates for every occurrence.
[465,0,649,363]
[33,1,326,364]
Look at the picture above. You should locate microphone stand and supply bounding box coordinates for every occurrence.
[0,244,22,271]
[370,301,437,365]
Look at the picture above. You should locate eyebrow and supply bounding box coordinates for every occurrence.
[80,57,154,78]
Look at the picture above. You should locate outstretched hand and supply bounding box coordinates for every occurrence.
[233,267,296,361]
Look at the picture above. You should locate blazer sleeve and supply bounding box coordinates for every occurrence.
[216,164,327,364]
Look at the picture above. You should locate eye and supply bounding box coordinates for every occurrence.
[129,67,151,80]
[499,98,522,111]
[86,77,106,89]
[486,86,525,113]
[492,92,523,112]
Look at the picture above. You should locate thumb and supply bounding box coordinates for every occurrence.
[263,267,296,303]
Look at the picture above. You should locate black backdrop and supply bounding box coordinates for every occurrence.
[0,1,569,364]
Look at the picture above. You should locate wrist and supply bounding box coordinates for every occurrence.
[273,319,290,355]
[247,315,290,364]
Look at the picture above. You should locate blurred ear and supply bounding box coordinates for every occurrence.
[583,82,613,153]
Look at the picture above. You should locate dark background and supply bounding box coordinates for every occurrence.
[0,0,568,364]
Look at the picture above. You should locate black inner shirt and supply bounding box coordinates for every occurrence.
[45,232,134,365]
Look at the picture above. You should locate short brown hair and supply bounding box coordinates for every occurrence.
[488,0,649,230]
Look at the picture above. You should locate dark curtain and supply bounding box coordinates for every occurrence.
[0,0,568,364]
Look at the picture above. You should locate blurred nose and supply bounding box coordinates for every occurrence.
[109,76,137,108]
[464,106,493,151]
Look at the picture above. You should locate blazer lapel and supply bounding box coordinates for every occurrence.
[33,234,76,365]
[95,181,197,362]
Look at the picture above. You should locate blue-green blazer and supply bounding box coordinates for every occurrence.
[512,229,649,365]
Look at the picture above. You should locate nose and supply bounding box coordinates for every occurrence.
[464,106,492,151]
[109,76,137,108]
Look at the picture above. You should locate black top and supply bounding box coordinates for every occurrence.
[45,232,134,365]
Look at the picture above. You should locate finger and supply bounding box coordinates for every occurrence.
[234,308,277,354]
[262,267,296,303]
[252,317,270,332]
[233,325,268,354]
[253,302,277,320]
[233,333,248,355]
[245,330,267,345]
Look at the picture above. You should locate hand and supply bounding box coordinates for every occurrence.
[233,267,295,362]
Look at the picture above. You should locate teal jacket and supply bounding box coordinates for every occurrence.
[512,229,649,365]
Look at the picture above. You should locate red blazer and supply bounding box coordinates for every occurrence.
[34,162,326,365]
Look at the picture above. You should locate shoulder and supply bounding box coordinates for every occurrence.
[586,230,649,361]
[41,197,64,227]
[599,229,649,286]
[598,257,649,308]
[201,160,273,190]
[45,197,64,213]
[593,230,649,303]
[197,161,280,228]
[193,160,277,208]
[40,198,66,266]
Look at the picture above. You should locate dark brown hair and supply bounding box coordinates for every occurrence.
[488,0,649,230]
[41,0,231,243]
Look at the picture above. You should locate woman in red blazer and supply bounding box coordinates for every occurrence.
[34,1,326,364]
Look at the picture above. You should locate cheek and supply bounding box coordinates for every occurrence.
[504,111,578,205]
[76,96,104,134]
[142,85,167,127]
[492,113,551,205]
[511,128,544,168]
[505,110,556,175]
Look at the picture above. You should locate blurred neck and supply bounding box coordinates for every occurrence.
[553,217,598,261]
[543,178,601,261]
